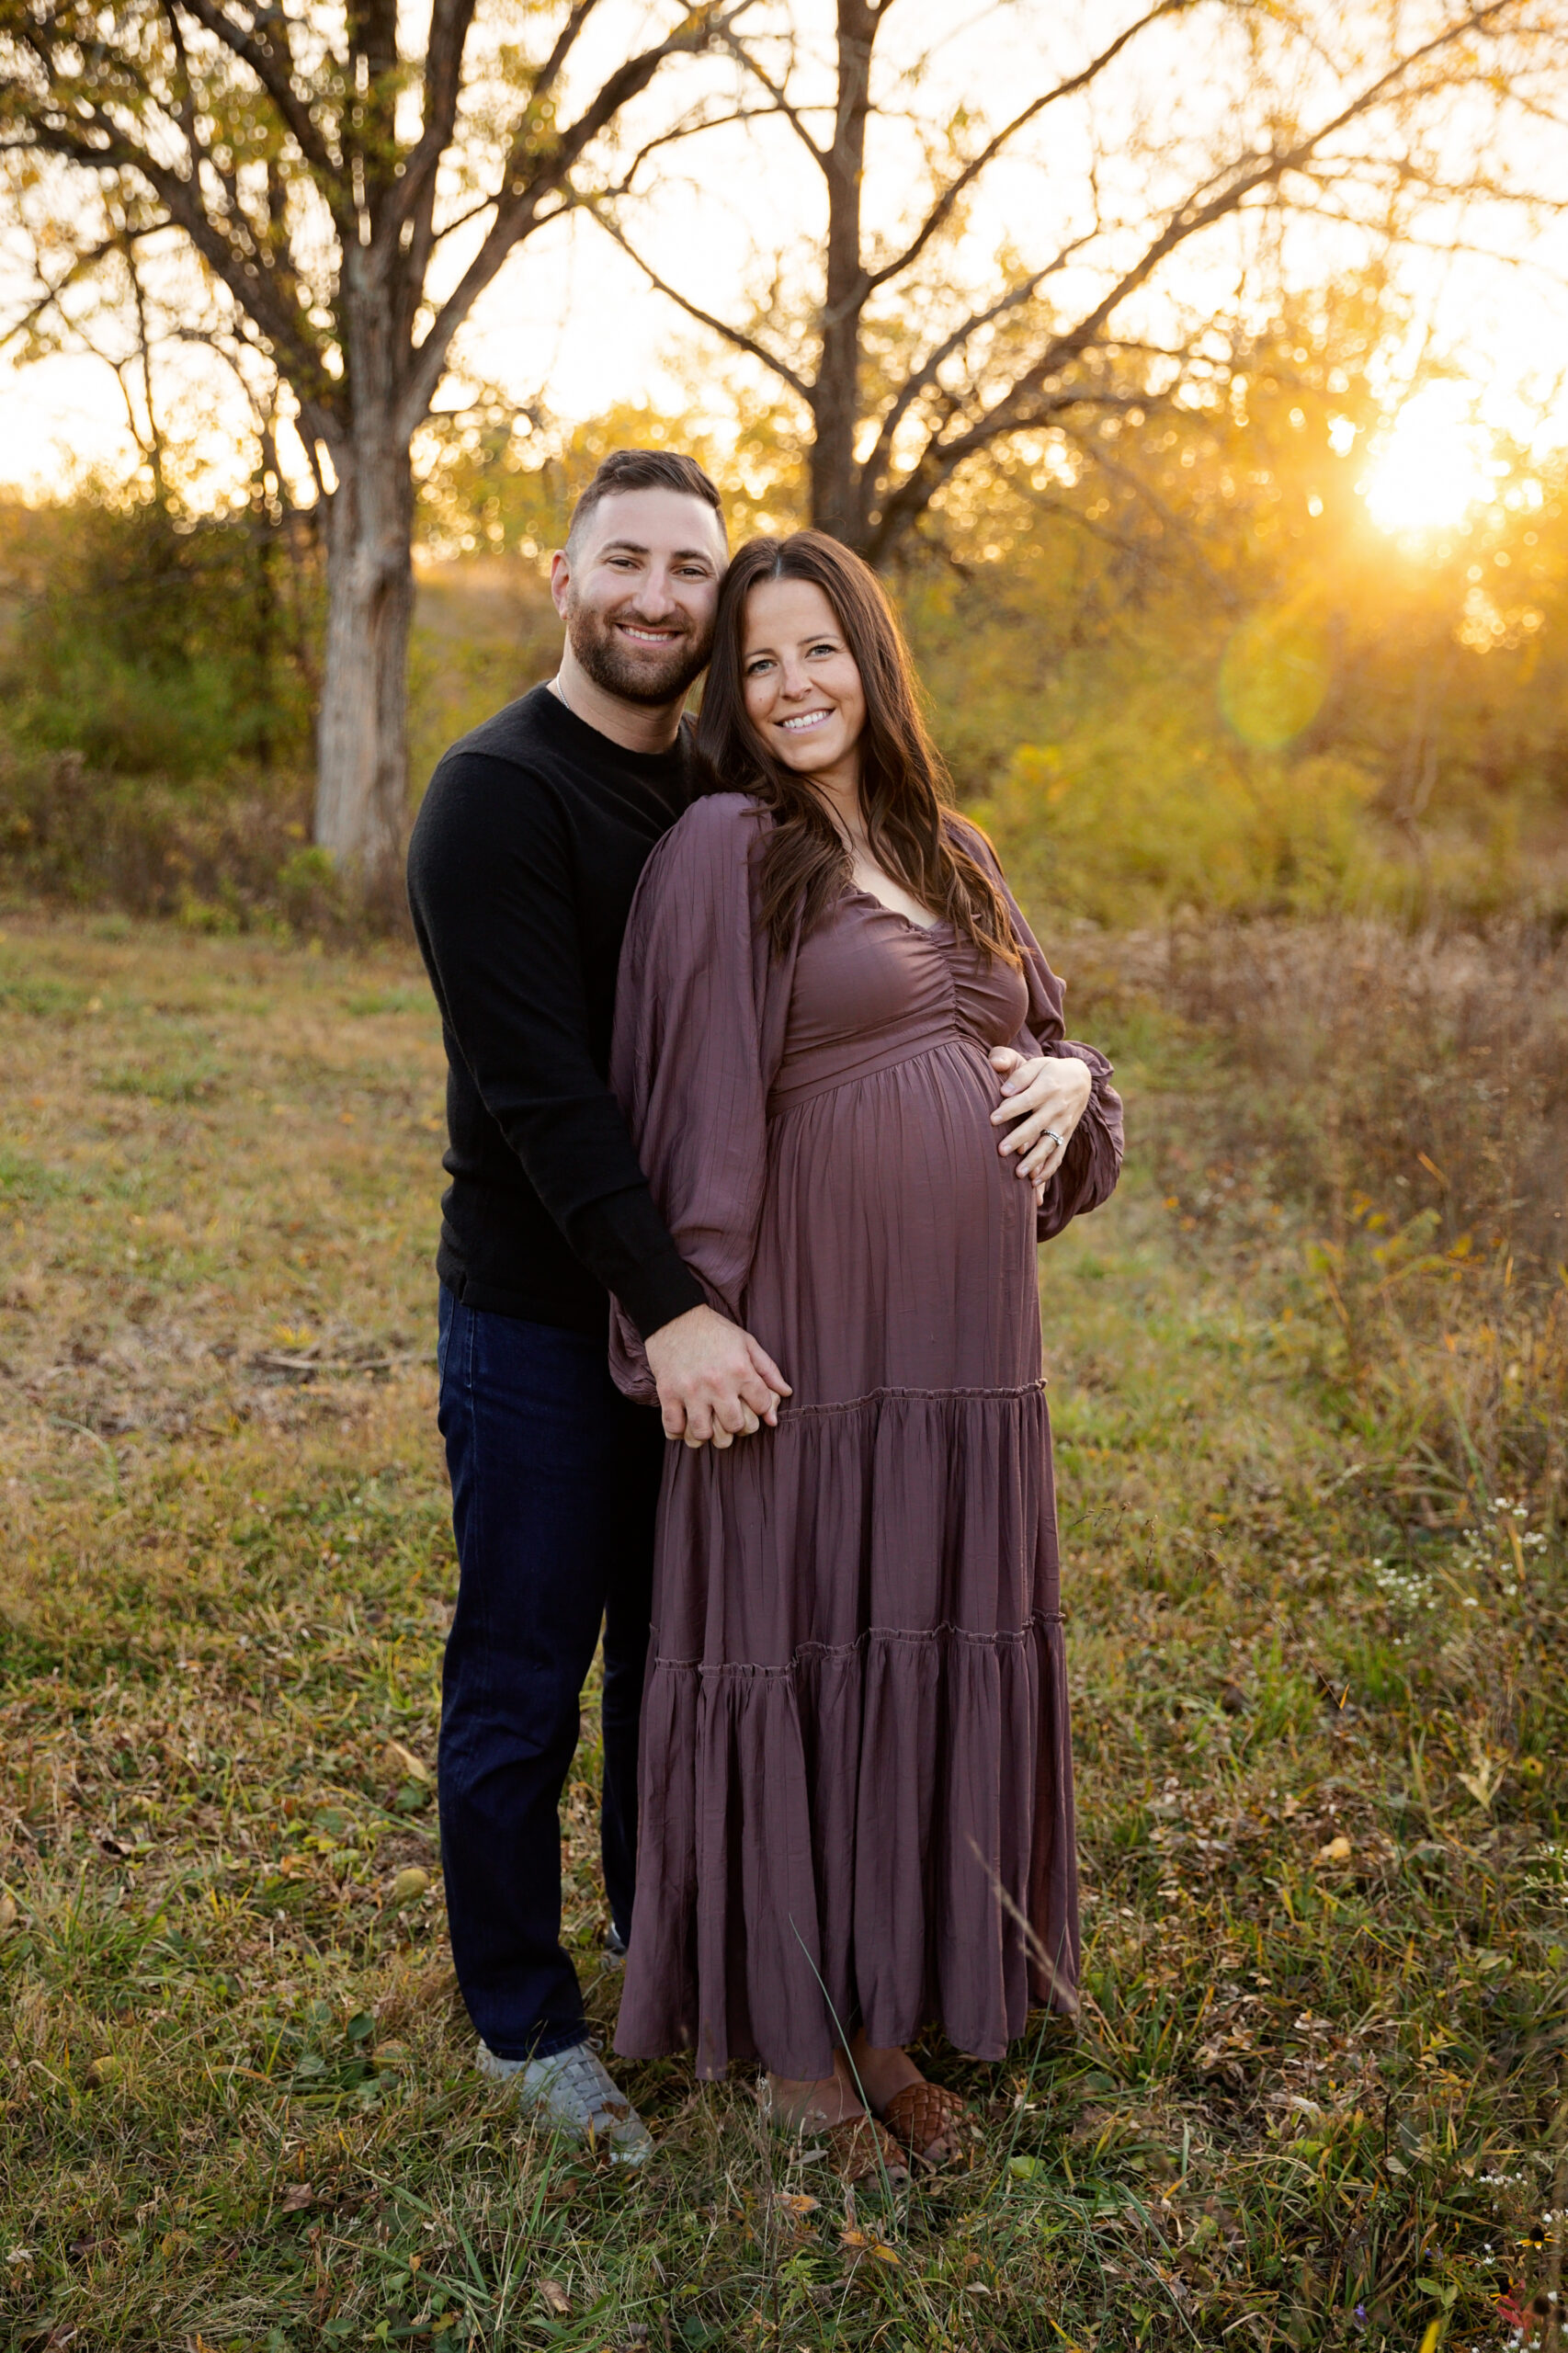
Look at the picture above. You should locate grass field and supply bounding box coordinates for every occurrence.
[1,911,1562,2353]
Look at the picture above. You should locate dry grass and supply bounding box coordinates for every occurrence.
[1069,915,1568,1519]
[1,910,1563,2353]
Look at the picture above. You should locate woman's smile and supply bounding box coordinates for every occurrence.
[742,576,868,786]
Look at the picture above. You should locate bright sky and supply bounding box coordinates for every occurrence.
[3,0,1567,520]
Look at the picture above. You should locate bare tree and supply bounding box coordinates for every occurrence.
[600,0,1568,566]
[0,1,746,893]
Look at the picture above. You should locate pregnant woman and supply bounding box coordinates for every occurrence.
[608,531,1123,2180]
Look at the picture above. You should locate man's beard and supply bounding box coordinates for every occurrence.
[565,592,711,705]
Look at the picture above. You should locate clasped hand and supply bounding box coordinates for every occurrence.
[643,1302,790,1452]
[988,1046,1094,1207]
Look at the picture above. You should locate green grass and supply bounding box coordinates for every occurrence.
[0,913,1562,2353]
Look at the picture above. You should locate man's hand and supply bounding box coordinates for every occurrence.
[989,1048,1094,1207]
[643,1303,790,1449]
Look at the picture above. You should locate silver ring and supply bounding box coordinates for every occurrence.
[1043,1129,1063,1147]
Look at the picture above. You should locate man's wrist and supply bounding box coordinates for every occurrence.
[620,1247,706,1344]
[644,1300,710,1349]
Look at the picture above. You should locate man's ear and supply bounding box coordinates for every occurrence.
[549,549,572,619]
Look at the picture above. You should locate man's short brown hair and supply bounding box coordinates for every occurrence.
[564,449,724,555]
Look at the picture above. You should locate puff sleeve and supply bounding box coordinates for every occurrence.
[950,817,1125,1243]
[607,794,798,1403]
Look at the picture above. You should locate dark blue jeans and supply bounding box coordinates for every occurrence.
[436,1286,665,2060]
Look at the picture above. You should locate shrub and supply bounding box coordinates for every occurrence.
[0,492,318,780]
[0,743,324,930]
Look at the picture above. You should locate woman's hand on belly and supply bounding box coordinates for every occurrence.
[988,1047,1094,1206]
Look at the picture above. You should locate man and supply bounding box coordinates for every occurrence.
[406,449,788,2162]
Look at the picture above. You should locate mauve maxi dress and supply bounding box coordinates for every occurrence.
[608,792,1123,2082]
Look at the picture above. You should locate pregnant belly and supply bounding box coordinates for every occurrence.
[747,1036,1042,1403]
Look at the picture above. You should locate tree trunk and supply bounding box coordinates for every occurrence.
[313,420,415,904]
[809,0,877,550]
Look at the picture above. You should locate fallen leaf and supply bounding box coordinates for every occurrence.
[390,1866,431,1905]
[774,2192,820,2215]
[1314,1835,1353,1865]
[839,2226,898,2265]
[85,2055,121,2088]
[539,2279,571,2317]
[383,1739,432,1785]
[279,2183,314,2213]
[0,1893,17,1934]
[1458,1754,1506,1808]
[1008,2154,1042,2180]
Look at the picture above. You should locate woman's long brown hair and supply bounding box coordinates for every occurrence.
[694,531,1020,965]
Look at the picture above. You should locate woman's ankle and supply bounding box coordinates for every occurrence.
[767,2069,861,2130]
[845,2034,923,2114]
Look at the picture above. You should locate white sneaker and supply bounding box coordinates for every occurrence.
[477,2039,653,2165]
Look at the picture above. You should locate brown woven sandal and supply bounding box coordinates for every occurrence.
[822,2112,911,2187]
[881,2081,971,2167]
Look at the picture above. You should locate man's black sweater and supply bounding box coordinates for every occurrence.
[406,685,707,1340]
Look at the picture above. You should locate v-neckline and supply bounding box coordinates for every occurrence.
[844,882,948,937]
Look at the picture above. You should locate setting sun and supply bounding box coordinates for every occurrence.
[1360,384,1496,535]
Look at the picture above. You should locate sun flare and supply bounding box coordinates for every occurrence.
[1360,384,1495,536]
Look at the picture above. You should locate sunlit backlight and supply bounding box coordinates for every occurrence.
[1361,385,1495,535]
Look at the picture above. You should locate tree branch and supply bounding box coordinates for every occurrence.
[0,220,161,353]
[608,98,793,195]
[588,209,812,401]
[385,0,483,241]
[399,2,760,433]
[173,0,339,184]
[14,100,333,404]
[856,241,1093,510]
[715,22,826,169]
[1055,421,1240,612]
[867,0,1538,556]
[865,0,1187,292]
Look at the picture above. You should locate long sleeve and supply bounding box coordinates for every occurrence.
[951,817,1125,1242]
[407,749,705,1338]
[607,795,795,1403]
